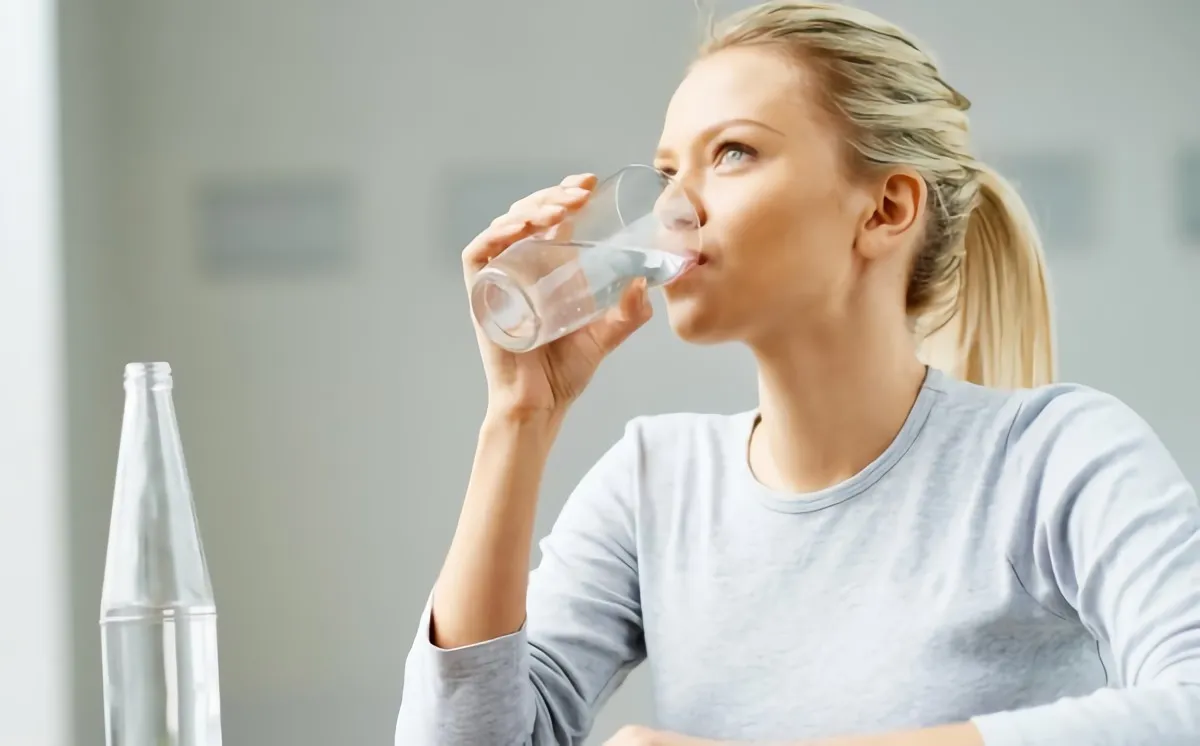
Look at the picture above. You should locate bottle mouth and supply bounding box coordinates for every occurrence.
[124,362,174,389]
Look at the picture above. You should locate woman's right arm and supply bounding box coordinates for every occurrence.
[395,416,649,746]
[395,174,654,746]
[430,411,562,651]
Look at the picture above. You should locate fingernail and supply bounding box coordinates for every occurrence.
[561,173,594,187]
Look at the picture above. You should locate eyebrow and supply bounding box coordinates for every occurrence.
[656,117,785,160]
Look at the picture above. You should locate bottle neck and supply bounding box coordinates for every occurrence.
[101,361,214,618]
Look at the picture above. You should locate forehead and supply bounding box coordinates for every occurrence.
[659,46,821,145]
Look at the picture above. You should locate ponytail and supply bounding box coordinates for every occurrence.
[924,167,1057,389]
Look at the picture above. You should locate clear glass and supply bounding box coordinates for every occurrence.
[99,362,223,746]
[470,164,702,352]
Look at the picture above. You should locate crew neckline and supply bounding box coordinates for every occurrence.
[734,366,947,514]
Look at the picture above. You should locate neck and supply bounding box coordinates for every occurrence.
[747,308,928,494]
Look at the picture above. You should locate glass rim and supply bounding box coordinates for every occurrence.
[601,163,696,236]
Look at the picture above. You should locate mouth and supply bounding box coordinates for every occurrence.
[664,252,707,288]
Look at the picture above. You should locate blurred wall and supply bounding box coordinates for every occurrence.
[56,1,1199,745]
[58,1,141,743]
[0,1,70,744]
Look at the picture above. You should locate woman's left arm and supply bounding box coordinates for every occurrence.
[611,387,1200,746]
[835,389,1200,746]
[833,388,1200,746]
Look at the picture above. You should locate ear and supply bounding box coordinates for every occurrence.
[857,168,926,260]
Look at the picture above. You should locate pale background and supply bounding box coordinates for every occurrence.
[3,0,1199,744]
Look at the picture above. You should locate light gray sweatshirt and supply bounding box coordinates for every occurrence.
[395,368,1200,745]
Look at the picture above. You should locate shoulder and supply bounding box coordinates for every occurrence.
[603,410,752,488]
[921,372,1188,513]
[583,410,750,472]
[560,410,749,527]
[999,382,1192,523]
[621,410,751,447]
[915,369,1029,449]
[1004,382,1163,461]
[930,371,1162,462]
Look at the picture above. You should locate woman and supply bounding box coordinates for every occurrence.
[396,3,1200,745]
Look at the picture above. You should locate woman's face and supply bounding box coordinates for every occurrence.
[655,46,886,347]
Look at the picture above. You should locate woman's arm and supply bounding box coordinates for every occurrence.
[429,411,563,649]
[807,724,983,746]
[609,387,1200,746]
[396,418,648,746]
[961,388,1200,745]
[602,723,984,745]
[815,389,1200,746]
[818,388,1200,746]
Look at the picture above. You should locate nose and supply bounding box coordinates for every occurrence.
[656,173,707,230]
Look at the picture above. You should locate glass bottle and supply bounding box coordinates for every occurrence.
[99,362,223,746]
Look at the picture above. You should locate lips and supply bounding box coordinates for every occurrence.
[664,252,706,288]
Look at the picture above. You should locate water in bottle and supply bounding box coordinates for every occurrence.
[100,362,223,746]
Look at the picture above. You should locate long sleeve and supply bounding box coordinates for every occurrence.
[395,420,646,746]
[972,389,1200,746]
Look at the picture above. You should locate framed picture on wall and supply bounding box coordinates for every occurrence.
[984,148,1099,254]
[437,161,618,273]
[1176,145,1200,248]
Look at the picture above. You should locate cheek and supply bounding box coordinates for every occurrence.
[716,176,851,292]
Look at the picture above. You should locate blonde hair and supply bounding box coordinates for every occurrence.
[700,2,1056,389]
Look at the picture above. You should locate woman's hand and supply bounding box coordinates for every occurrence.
[602,722,983,746]
[462,172,653,423]
[604,725,721,746]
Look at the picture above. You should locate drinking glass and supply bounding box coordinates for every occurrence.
[469,164,702,352]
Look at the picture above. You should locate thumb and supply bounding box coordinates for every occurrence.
[589,278,653,354]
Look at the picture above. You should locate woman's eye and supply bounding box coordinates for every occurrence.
[716,142,756,168]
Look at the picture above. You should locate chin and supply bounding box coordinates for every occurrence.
[662,296,731,345]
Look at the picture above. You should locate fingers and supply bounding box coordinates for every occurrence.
[459,217,526,273]
[560,172,596,189]
[508,173,596,215]
[603,725,670,746]
[461,173,597,274]
[588,278,653,354]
